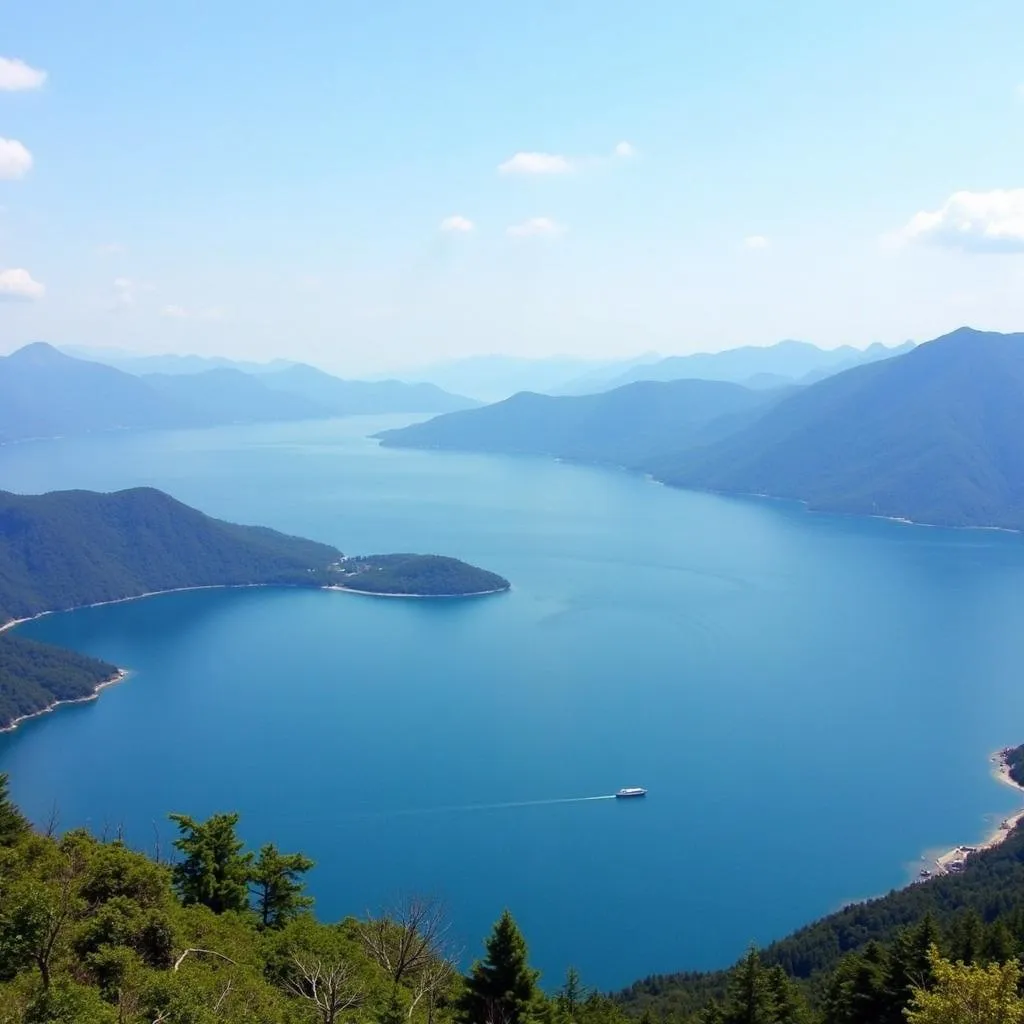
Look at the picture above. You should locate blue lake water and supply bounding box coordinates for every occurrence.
[3,416,1024,988]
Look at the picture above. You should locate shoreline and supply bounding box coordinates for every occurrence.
[323,583,510,599]
[0,669,130,734]
[916,748,1024,880]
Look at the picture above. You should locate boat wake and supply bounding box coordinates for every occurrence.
[344,794,618,821]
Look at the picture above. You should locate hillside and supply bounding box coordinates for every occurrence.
[262,363,478,414]
[142,368,330,424]
[0,343,195,442]
[333,554,510,596]
[594,339,914,392]
[376,378,783,467]
[0,486,341,625]
[653,327,1024,530]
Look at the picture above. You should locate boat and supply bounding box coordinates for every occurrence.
[615,787,647,798]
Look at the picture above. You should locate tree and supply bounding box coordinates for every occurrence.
[168,812,251,914]
[557,967,587,1021]
[822,942,889,1024]
[286,952,363,1024]
[362,895,451,996]
[250,843,314,928]
[0,773,29,846]
[905,946,1024,1024]
[721,947,777,1024]
[459,910,540,1024]
[763,965,810,1024]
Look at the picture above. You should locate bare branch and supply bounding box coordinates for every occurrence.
[172,947,238,972]
[362,895,451,993]
[287,953,364,1024]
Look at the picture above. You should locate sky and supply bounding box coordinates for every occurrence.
[1,0,1024,375]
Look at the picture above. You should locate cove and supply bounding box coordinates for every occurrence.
[3,416,1024,989]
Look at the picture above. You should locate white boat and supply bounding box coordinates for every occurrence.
[615,787,647,798]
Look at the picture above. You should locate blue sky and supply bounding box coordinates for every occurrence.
[1,0,1023,374]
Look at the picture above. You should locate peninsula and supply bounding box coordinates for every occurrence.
[0,486,508,729]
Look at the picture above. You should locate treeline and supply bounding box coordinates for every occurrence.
[619,821,1024,1021]
[0,633,116,729]
[337,555,510,596]
[3,774,1023,1024]
[1006,745,1024,788]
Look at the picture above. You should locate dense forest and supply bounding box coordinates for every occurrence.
[0,634,117,730]
[1005,745,1024,788]
[1,773,1022,1024]
[333,555,510,596]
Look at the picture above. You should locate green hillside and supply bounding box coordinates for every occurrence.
[0,486,341,625]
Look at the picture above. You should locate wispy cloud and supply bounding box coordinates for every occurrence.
[895,189,1024,253]
[0,138,32,180]
[96,242,126,257]
[507,217,565,238]
[440,215,475,233]
[498,142,638,176]
[743,235,769,250]
[499,152,573,175]
[111,277,135,308]
[0,57,46,92]
[0,267,45,300]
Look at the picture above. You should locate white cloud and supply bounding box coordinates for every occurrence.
[0,57,46,91]
[0,267,44,300]
[440,215,475,233]
[614,141,636,158]
[0,138,32,180]
[507,217,565,238]
[111,277,135,308]
[743,235,769,249]
[160,304,189,319]
[499,152,573,175]
[896,189,1024,253]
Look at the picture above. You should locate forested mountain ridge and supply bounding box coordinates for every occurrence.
[376,378,785,467]
[0,486,341,625]
[654,327,1024,530]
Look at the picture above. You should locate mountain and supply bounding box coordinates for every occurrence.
[376,378,785,467]
[142,368,330,424]
[261,363,478,414]
[59,345,299,376]
[652,327,1024,529]
[389,354,659,403]
[0,486,341,626]
[593,339,914,392]
[0,343,195,442]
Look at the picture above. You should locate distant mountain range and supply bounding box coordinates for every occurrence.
[563,339,915,393]
[59,345,299,376]
[0,344,477,443]
[379,327,1024,531]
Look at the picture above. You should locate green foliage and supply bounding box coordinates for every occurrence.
[334,554,510,596]
[1004,746,1024,789]
[251,843,315,928]
[0,772,29,845]
[905,946,1024,1024]
[460,910,541,1024]
[0,633,117,729]
[170,812,252,915]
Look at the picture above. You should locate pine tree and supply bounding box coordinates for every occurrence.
[722,948,777,1024]
[557,967,586,1021]
[458,910,540,1024]
[0,773,29,845]
[764,965,810,1024]
[169,812,251,914]
[823,942,889,1024]
[250,842,314,928]
[880,917,941,1024]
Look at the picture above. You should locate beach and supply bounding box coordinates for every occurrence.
[920,747,1024,879]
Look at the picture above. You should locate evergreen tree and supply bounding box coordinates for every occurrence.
[250,842,314,928]
[557,966,586,1021]
[905,946,1024,1024]
[764,965,810,1024]
[168,812,251,914]
[721,948,777,1024]
[0,773,29,846]
[459,910,540,1024]
[822,942,889,1024]
[880,916,941,1024]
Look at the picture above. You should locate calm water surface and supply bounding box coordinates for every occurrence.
[2,417,1024,987]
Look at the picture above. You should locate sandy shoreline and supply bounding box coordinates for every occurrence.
[0,669,131,734]
[917,748,1024,879]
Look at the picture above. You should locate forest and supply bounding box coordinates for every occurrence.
[2,772,1023,1024]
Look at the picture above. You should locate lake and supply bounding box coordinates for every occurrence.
[3,416,1024,989]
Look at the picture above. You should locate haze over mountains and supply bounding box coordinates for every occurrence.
[0,344,476,443]
[380,327,1024,532]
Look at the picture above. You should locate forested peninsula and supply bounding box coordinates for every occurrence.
[0,487,507,729]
